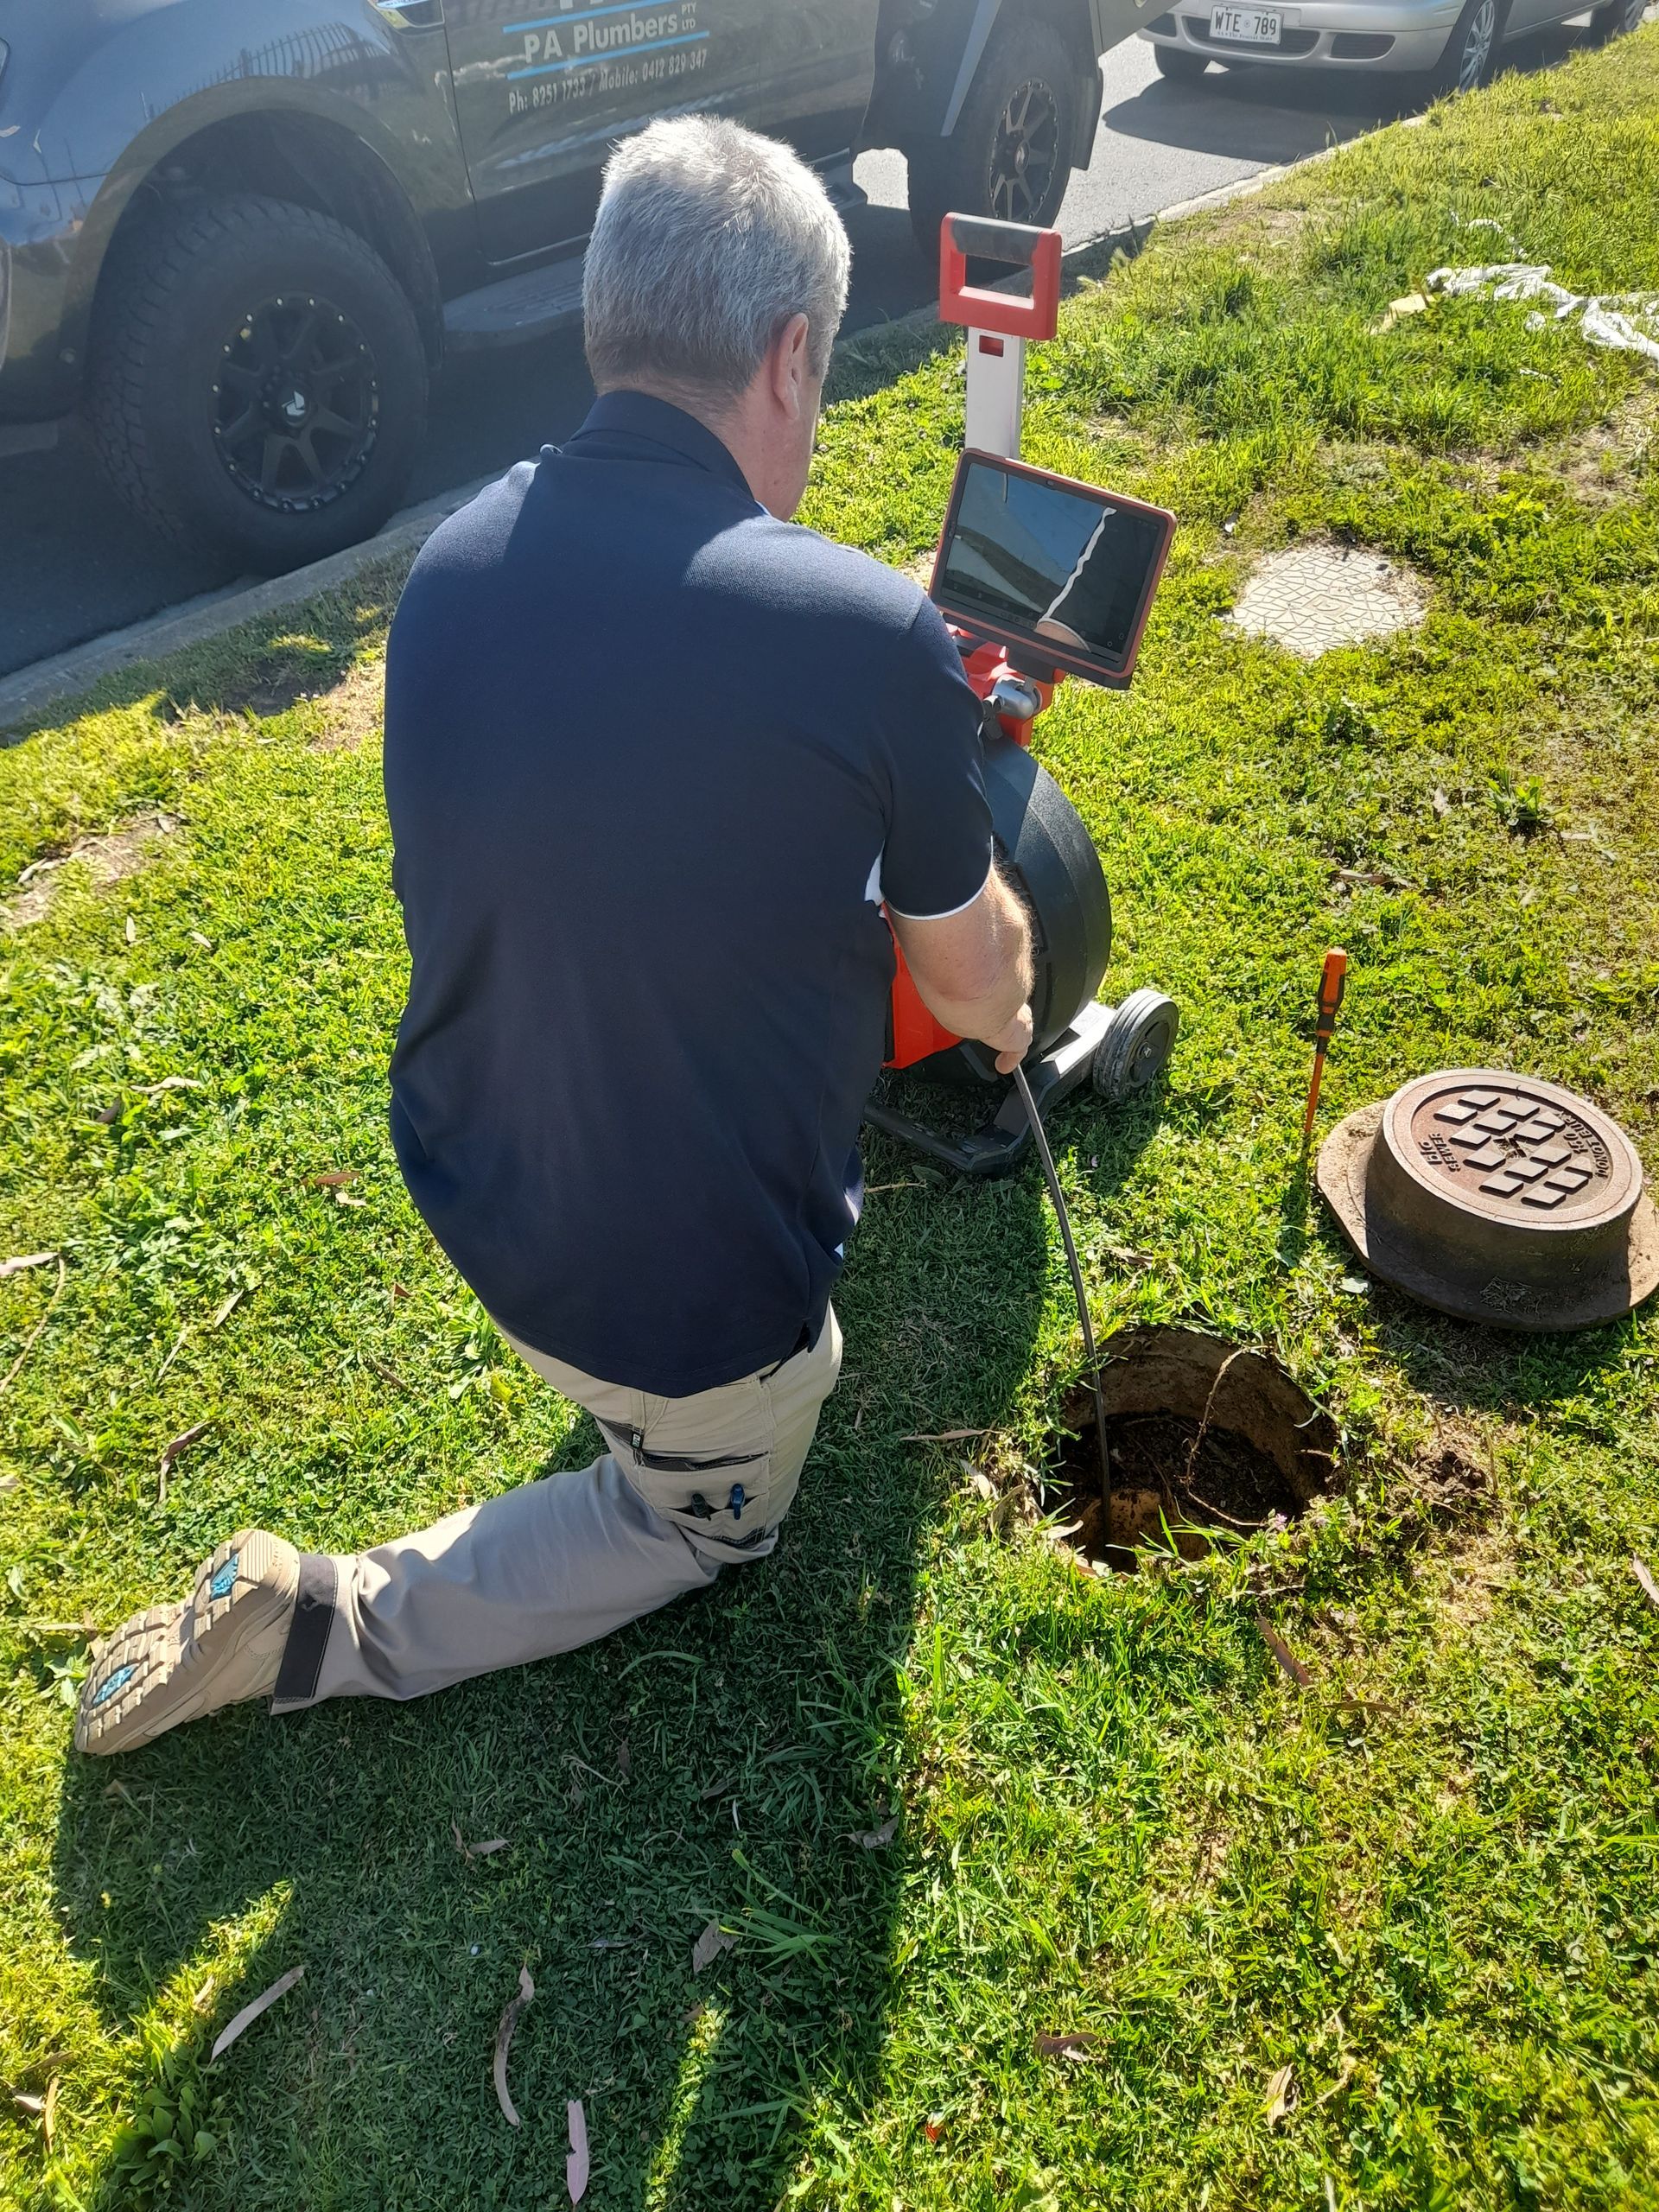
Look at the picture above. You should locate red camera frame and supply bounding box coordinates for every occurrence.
[927,450,1176,691]
[938,217,1063,342]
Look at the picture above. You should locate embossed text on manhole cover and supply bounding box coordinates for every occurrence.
[1389,1075,1639,1225]
[1230,542,1428,658]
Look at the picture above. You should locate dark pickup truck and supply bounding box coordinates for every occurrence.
[0,0,1140,572]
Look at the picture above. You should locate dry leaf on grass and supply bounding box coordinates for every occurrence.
[1264,2062,1296,2126]
[13,2078,58,2152]
[211,1964,305,2062]
[1257,1613,1312,1686]
[1632,1558,1659,1609]
[210,1289,244,1329]
[899,1427,988,1443]
[567,2098,590,2204]
[615,1738,631,1778]
[451,1821,510,1858]
[924,2113,945,2144]
[1035,2031,1103,2062]
[1372,292,1430,332]
[692,1921,737,1974]
[157,1418,213,1503]
[856,1815,898,1850]
[0,1474,17,1492]
[0,1252,57,1279]
[309,1169,357,1188]
[493,1966,535,2126]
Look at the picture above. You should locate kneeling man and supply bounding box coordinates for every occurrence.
[79,116,1032,1754]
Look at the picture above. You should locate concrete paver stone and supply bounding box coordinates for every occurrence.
[1230,541,1428,658]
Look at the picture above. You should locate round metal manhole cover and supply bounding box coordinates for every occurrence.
[1382,1071,1642,1230]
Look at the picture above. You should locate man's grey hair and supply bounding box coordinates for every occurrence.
[583,117,852,400]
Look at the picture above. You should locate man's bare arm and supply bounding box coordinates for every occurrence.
[889,869,1034,1073]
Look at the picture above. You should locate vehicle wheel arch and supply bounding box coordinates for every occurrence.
[944,0,1103,129]
[68,96,444,395]
[880,0,1103,165]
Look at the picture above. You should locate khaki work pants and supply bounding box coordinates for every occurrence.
[271,1308,842,1711]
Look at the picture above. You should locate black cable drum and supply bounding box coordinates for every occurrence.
[982,733,1112,1052]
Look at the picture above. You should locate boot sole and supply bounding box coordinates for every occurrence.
[76,1529,300,1756]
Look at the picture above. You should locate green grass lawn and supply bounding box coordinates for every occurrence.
[5,36,1659,2211]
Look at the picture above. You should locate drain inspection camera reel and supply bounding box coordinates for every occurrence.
[863,216,1180,1178]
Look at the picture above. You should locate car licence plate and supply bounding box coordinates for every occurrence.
[1210,4,1282,40]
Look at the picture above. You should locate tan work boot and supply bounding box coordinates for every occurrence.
[76,1530,301,1756]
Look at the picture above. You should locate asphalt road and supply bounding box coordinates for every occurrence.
[0,26,1594,681]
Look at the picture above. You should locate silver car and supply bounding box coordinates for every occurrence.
[1141,0,1649,94]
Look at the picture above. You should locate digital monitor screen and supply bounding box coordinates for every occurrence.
[931,454,1173,688]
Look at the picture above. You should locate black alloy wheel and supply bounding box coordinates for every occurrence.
[89,193,427,573]
[986,75,1064,226]
[906,17,1079,260]
[213,292,380,513]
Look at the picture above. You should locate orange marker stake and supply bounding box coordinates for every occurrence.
[1301,949,1349,1144]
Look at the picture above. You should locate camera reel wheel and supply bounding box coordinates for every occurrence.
[1091,988,1179,1102]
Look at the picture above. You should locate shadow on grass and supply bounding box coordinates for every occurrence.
[47,1107,1163,2209]
[1371,1295,1643,1421]
[4,556,406,752]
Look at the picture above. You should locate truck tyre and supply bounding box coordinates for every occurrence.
[1421,0,1506,94]
[907,16,1080,261]
[1153,45,1211,81]
[89,193,427,575]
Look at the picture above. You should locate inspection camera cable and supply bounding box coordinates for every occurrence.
[1011,1065,1114,1516]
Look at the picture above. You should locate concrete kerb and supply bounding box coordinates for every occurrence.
[0,474,496,743]
[0,136,1357,743]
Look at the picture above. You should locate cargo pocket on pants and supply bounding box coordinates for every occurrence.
[601,1395,776,1554]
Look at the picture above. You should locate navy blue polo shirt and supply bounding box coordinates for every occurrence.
[382,392,993,1396]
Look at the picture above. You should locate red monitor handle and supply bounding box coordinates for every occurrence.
[938,215,1062,342]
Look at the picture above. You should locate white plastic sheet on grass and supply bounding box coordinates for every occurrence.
[1426,262,1659,365]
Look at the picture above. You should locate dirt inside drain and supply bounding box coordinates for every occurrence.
[1047,1326,1338,1571]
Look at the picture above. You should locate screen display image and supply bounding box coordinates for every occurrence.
[933,458,1172,682]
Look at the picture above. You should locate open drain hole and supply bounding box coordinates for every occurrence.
[1049,1326,1338,1571]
